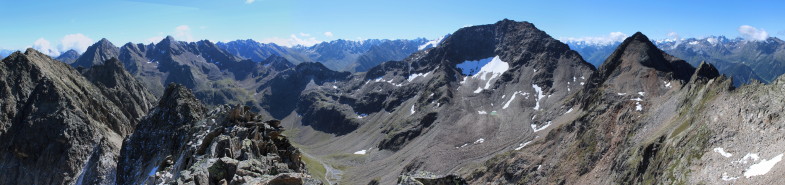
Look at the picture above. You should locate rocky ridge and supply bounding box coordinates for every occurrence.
[0,49,152,185]
[117,84,318,185]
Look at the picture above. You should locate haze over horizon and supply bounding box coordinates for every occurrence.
[2,0,783,55]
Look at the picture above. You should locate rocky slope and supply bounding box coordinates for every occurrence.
[72,38,119,68]
[117,84,317,185]
[465,32,785,184]
[0,49,153,185]
[272,19,596,184]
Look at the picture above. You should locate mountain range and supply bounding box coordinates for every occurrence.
[2,19,785,184]
[566,36,785,86]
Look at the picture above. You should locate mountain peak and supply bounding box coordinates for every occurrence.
[630,32,648,41]
[157,83,206,122]
[72,38,120,68]
[690,61,720,83]
[597,32,694,80]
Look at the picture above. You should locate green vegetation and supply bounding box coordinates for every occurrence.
[301,154,328,184]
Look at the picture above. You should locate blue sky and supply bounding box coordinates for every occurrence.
[2,0,783,55]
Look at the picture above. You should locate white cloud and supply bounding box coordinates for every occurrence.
[32,38,60,56]
[324,32,334,37]
[174,25,195,42]
[245,0,255,4]
[261,34,321,47]
[738,25,769,41]
[561,32,628,45]
[666,32,680,41]
[59,33,93,53]
[299,32,311,37]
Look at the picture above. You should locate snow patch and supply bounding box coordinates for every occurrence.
[474,138,485,144]
[617,93,627,95]
[353,149,369,155]
[531,121,552,132]
[478,111,487,115]
[419,36,445,50]
[514,140,533,150]
[332,85,338,89]
[638,92,645,96]
[566,108,574,113]
[457,56,509,93]
[721,173,738,181]
[735,153,761,164]
[410,105,416,115]
[503,91,523,109]
[744,154,783,178]
[407,71,431,82]
[456,57,494,76]
[714,147,733,158]
[664,81,672,88]
[532,84,544,110]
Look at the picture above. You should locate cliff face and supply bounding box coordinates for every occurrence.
[117,84,317,185]
[0,49,152,185]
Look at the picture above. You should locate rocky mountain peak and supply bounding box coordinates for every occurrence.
[690,61,721,83]
[262,54,295,70]
[157,83,206,122]
[0,48,152,184]
[155,36,184,53]
[72,38,119,68]
[591,32,696,90]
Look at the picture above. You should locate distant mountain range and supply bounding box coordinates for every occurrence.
[4,19,785,184]
[217,36,446,72]
[566,36,785,86]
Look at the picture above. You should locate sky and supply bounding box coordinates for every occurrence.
[1,0,783,55]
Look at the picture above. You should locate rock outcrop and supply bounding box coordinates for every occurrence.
[0,48,152,185]
[117,84,317,185]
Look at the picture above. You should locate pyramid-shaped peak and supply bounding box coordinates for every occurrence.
[164,35,177,41]
[690,61,720,82]
[95,38,116,47]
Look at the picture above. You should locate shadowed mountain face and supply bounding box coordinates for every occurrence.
[0,49,153,185]
[72,39,119,68]
[468,31,785,185]
[55,49,80,64]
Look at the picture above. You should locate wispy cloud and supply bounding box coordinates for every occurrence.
[738,25,769,41]
[261,34,321,47]
[59,33,94,53]
[174,25,195,42]
[666,32,680,41]
[324,32,334,37]
[33,38,60,56]
[245,0,255,4]
[560,32,628,45]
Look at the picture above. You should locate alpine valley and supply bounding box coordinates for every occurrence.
[2,19,785,185]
